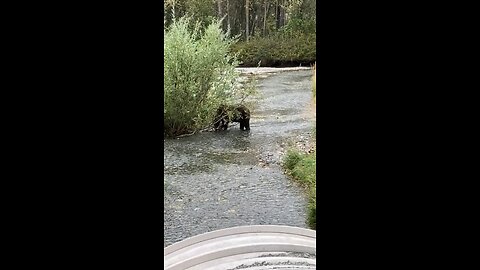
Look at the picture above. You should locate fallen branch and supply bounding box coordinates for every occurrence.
[174,131,197,139]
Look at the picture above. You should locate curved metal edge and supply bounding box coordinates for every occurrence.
[164,225,316,255]
[165,243,316,270]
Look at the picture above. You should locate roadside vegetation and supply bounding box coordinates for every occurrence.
[283,63,316,229]
[284,149,316,229]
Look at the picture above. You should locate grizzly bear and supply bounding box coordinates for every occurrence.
[214,104,250,131]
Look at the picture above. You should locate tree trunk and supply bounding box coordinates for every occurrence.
[251,15,255,37]
[263,0,268,36]
[217,0,223,17]
[275,0,280,30]
[246,0,250,41]
[273,0,286,29]
[217,0,225,30]
[227,0,231,32]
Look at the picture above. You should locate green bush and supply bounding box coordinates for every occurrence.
[231,33,316,67]
[284,149,317,230]
[164,17,244,137]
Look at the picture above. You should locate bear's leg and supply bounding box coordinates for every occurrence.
[215,117,224,131]
[245,119,250,130]
[222,120,229,130]
[240,121,245,130]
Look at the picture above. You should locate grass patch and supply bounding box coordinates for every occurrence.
[284,149,316,230]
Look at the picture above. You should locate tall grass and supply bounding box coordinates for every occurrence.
[164,17,244,137]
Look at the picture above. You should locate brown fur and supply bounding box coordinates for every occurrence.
[214,104,250,131]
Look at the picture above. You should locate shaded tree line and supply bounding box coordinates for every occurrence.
[164,0,316,40]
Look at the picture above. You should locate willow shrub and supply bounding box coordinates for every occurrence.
[164,17,242,137]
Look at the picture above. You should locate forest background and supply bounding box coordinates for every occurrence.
[164,0,316,67]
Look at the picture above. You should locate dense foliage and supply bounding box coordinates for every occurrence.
[165,0,316,39]
[231,32,315,67]
[164,17,243,137]
[164,0,316,67]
